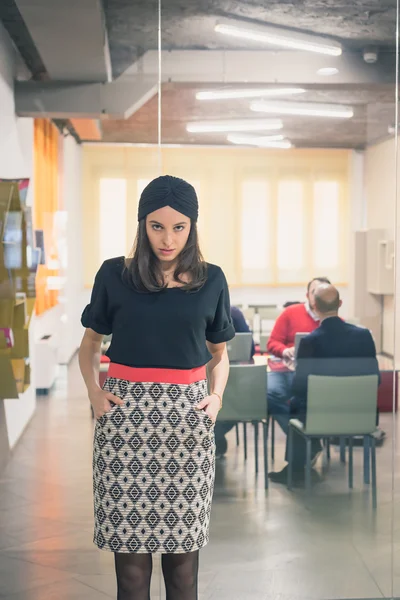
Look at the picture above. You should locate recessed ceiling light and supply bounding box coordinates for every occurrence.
[196,88,306,100]
[227,134,292,149]
[317,67,339,76]
[215,20,342,57]
[250,100,354,119]
[186,119,283,133]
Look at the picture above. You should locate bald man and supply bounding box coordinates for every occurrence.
[269,283,380,484]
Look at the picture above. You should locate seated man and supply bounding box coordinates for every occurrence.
[215,305,255,458]
[269,283,380,484]
[267,277,331,435]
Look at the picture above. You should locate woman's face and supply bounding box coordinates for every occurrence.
[146,205,191,264]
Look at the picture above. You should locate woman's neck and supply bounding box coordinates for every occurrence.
[160,260,177,274]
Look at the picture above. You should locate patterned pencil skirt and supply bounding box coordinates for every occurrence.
[92,363,215,554]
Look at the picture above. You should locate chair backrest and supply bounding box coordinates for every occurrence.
[260,333,270,353]
[294,332,309,359]
[217,364,267,422]
[226,332,253,363]
[305,374,379,435]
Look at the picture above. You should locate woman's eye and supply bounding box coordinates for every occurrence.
[152,224,162,231]
[175,226,184,232]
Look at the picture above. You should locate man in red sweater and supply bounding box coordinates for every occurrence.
[267,277,331,437]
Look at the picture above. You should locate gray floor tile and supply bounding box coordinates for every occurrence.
[74,565,164,598]
[0,554,73,597]
[1,577,113,599]
[1,357,400,599]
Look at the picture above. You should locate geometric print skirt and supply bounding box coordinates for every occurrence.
[92,362,215,554]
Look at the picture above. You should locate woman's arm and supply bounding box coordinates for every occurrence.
[196,341,230,422]
[207,341,230,400]
[78,328,104,394]
[78,328,123,418]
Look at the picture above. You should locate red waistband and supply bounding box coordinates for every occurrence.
[107,363,207,385]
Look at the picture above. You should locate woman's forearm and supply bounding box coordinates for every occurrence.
[208,346,230,399]
[78,338,102,394]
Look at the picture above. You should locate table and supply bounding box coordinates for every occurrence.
[254,354,398,413]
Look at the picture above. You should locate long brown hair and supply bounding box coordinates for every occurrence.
[122,218,207,293]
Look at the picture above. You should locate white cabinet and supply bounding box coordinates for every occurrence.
[35,335,59,393]
[366,229,394,295]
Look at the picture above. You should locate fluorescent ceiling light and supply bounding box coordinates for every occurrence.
[228,134,285,143]
[317,67,339,76]
[215,21,342,56]
[227,134,292,149]
[251,100,354,119]
[186,119,283,133]
[196,88,305,100]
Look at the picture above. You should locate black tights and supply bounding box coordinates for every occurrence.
[114,550,199,600]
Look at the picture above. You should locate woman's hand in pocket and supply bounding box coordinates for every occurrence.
[195,394,220,423]
[88,386,124,419]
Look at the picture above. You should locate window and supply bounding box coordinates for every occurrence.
[277,181,304,275]
[241,180,271,283]
[99,178,127,263]
[137,179,151,198]
[85,147,349,288]
[239,175,345,285]
[313,181,339,269]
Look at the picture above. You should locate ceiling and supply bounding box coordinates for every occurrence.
[1,0,398,149]
[104,0,397,77]
[101,82,396,149]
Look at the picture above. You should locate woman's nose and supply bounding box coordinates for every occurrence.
[162,231,173,247]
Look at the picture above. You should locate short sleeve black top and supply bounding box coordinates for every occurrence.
[81,257,235,370]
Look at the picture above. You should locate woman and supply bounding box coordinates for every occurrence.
[79,175,234,600]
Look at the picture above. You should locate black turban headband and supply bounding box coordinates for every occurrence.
[138,175,198,222]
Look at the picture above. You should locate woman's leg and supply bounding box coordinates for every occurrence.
[114,552,153,600]
[162,550,199,600]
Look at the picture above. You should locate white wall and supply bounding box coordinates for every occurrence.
[0,28,30,180]
[0,22,36,450]
[59,134,85,363]
[364,137,398,357]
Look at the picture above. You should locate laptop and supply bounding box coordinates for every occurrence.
[226,333,253,363]
[294,332,309,360]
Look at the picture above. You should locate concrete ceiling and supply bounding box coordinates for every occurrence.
[104,0,397,77]
[1,0,397,148]
[101,0,397,148]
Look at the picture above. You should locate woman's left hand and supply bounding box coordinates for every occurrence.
[195,394,221,423]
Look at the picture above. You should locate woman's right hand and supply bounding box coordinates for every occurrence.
[88,387,125,419]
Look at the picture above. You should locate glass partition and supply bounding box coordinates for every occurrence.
[158,1,398,599]
[1,1,398,599]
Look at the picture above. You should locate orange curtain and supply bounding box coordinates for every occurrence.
[34,119,59,315]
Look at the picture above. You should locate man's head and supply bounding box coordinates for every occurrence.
[313,283,342,319]
[307,276,331,310]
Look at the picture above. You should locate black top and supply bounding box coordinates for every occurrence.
[81,257,235,370]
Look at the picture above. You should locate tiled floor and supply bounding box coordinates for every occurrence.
[1,357,400,599]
